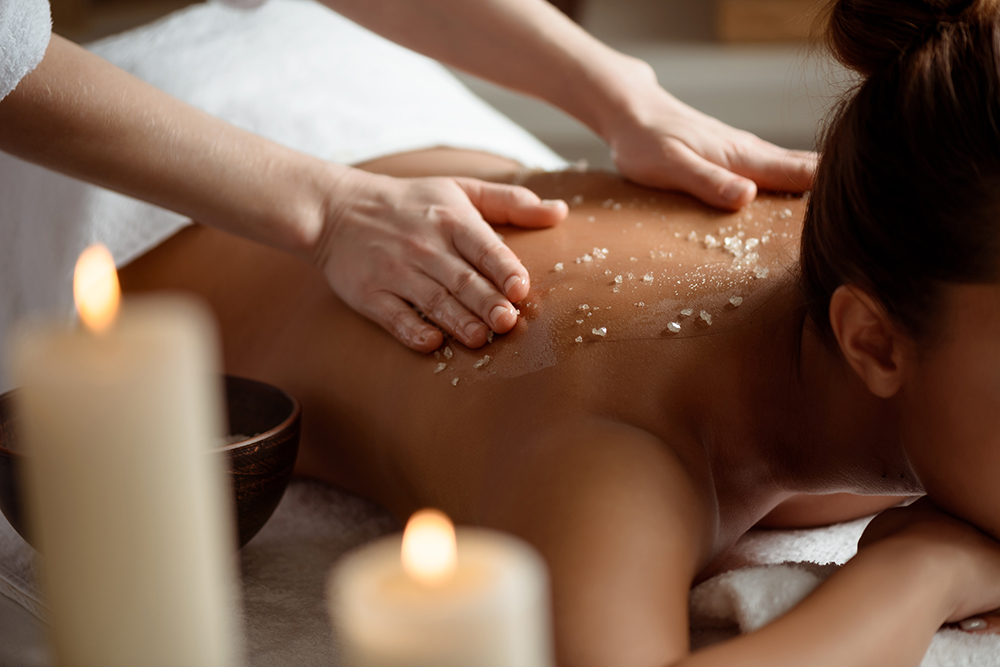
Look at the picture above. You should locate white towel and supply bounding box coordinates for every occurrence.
[689,516,1000,665]
[0,0,51,101]
[4,482,1000,665]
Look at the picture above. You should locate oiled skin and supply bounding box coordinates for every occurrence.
[119,153,911,666]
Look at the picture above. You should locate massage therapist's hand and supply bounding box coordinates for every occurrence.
[314,168,567,352]
[858,497,1000,631]
[605,79,818,210]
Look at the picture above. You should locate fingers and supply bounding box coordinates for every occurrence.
[361,292,444,353]
[447,216,531,305]
[455,178,568,228]
[955,612,1000,634]
[400,272,513,348]
[726,140,818,193]
[656,141,758,210]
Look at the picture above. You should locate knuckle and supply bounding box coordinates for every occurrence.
[451,268,480,296]
[422,285,451,314]
[385,306,414,339]
[474,241,508,270]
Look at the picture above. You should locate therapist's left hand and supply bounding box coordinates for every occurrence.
[605,84,817,210]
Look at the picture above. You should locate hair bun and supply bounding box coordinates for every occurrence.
[827,0,979,76]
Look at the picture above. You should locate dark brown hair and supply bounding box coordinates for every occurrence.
[800,0,1000,343]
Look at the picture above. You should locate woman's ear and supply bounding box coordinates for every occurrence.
[829,285,914,398]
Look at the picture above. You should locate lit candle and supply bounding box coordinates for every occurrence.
[329,508,553,667]
[8,244,240,666]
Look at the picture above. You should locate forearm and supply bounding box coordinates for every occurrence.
[323,0,656,140]
[0,35,336,260]
[681,535,957,667]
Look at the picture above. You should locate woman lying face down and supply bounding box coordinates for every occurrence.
[117,0,1000,664]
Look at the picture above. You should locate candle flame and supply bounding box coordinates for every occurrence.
[401,509,457,585]
[74,244,120,334]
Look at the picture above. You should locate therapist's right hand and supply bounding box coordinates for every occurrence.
[313,168,567,352]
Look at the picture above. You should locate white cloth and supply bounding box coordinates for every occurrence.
[0,0,50,101]
[5,482,1000,665]
[689,516,1000,665]
[0,0,565,391]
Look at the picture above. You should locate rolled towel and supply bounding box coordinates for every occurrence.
[0,0,51,101]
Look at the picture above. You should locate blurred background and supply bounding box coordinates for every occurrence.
[54,0,852,168]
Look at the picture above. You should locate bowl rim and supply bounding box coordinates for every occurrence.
[0,374,301,456]
[216,376,301,453]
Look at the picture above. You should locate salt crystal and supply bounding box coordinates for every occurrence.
[554,262,564,271]
[587,216,596,222]
[724,236,744,258]
[451,377,459,386]
[613,287,620,293]
[434,362,447,373]
[603,199,615,209]
[473,354,491,369]
[681,308,693,316]
[636,222,643,228]
[744,238,760,251]
[487,331,494,344]
[755,266,770,279]
[667,322,681,333]
[704,234,721,249]
[576,319,583,324]
[575,336,583,343]
[583,254,593,263]
[570,195,584,206]
[687,231,699,243]
[614,275,623,284]
[579,304,590,311]
[612,203,622,210]
[729,296,743,307]
[700,310,713,325]
[643,273,654,283]
[637,302,645,307]
[592,327,607,337]
[630,257,638,262]
[743,251,759,265]
[443,347,453,359]
[780,208,793,218]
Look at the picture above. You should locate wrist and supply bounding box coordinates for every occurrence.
[306,164,389,273]
[861,527,975,624]
[573,52,664,143]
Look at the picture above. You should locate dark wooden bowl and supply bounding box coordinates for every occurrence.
[0,375,300,550]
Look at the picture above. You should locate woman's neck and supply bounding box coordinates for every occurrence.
[696,281,921,538]
[757,290,921,497]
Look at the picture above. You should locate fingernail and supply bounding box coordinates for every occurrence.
[489,305,509,327]
[541,199,565,208]
[503,275,523,296]
[721,180,752,203]
[960,618,988,632]
[464,322,484,341]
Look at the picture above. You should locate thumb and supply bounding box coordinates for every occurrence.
[454,178,567,228]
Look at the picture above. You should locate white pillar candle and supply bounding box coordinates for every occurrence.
[329,509,553,667]
[7,245,240,667]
